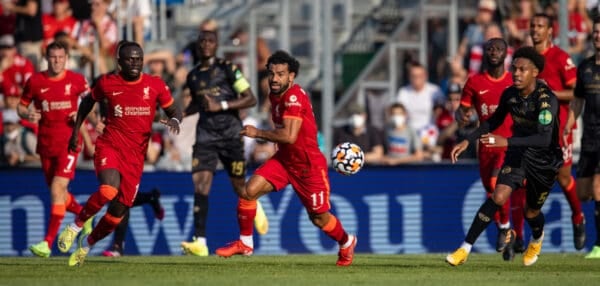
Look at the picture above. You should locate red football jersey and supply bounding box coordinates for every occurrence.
[461,71,514,141]
[538,45,577,130]
[0,55,35,92]
[92,73,174,155]
[21,70,89,156]
[41,14,79,48]
[270,84,326,167]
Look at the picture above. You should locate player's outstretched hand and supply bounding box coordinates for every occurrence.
[68,131,80,153]
[450,140,469,164]
[240,125,258,138]
[160,118,181,135]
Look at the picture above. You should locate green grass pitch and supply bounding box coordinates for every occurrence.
[1,253,599,286]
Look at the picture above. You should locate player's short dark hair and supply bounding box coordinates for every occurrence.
[266,50,300,75]
[46,41,68,56]
[117,41,142,59]
[198,29,218,41]
[513,46,545,72]
[533,13,553,27]
[594,16,600,26]
[484,37,507,50]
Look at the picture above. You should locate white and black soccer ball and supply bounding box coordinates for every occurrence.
[331,142,364,175]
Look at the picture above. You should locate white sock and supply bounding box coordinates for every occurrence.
[499,222,511,229]
[341,235,354,248]
[240,235,253,248]
[69,223,82,233]
[195,236,207,245]
[460,242,473,253]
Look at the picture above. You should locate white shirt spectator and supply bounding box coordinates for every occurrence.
[394,82,443,132]
[112,0,152,39]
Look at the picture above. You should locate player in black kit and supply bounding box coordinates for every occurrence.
[567,17,600,259]
[446,46,563,267]
[180,29,265,256]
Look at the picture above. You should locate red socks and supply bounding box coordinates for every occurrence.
[321,215,349,245]
[562,176,584,224]
[45,204,66,247]
[238,199,257,236]
[65,192,83,215]
[88,213,123,246]
[76,185,118,227]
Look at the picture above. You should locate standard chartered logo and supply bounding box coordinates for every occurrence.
[114,104,123,117]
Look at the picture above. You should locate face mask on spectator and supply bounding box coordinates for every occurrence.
[392,115,406,127]
[350,114,365,128]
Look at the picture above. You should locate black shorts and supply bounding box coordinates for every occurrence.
[498,150,560,210]
[192,138,246,177]
[576,151,600,178]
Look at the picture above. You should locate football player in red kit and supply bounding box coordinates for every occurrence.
[18,41,88,258]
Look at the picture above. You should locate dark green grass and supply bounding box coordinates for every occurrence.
[1,253,599,286]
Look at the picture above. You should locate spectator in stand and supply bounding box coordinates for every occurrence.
[394,62,444,133]
[0,35,35,97]
[435,82,462,160]
[333,103,385,165]
[41,0,77,51]
[380,102,423,166]
[111,0,152,48]
[454,0,498,74]
[228,27,272,116]
[544,0,590,64]
[0,0,17,38]
[0,109,37,166]
[566,0,590,63]
[5,0,43,69]
[0,35,35,123]
[504,0,539,48]
[68,0,90,21]
[76,0,118,75]
[144,49,181,93]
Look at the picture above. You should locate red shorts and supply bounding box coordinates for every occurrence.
[559,127,573,167]
[255,157,331,214]
[478,145,506,193]
[94,141,144,207]
[40,151,80,186]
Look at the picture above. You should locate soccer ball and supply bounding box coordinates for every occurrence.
[331,142,364,175]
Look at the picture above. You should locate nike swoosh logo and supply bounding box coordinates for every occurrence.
[479,90,489,95]
[41,88,49,93]
[113,91,123,96]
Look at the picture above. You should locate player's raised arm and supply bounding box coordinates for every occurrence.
[241,116,302,144]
